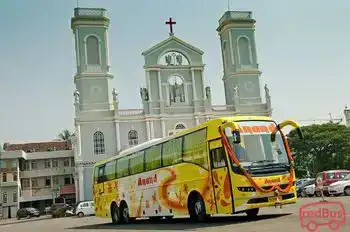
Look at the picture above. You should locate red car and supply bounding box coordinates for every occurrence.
[315,170,350,196]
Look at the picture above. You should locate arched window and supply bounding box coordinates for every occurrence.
[86,35,100,65]
[168,75,185,104]
[175,124,185,130]
[93,131,105,155]
[128,130,138,146]
[238,36,251,65]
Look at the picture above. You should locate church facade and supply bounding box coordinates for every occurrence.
[70,8,272,201]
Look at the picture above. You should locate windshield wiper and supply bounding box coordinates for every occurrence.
[248,160,277,170]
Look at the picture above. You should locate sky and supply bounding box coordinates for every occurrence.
[0,0,349,143]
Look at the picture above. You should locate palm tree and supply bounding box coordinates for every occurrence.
[58,129,73,141]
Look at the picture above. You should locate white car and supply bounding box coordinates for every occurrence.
[329,174,350,196]
[75,201,95,217]
[303,184,316,197]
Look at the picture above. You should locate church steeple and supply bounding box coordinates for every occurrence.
[71,8,114,111]
[217,11,269,114]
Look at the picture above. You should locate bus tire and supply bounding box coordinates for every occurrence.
[246,208,259,218]
[111,202,119,224]
[119,201,130,224]
[188,193,206,222]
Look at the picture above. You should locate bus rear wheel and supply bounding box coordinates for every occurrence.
[111,203,119,224]
[188,194,206,222]
[119,202,130,224]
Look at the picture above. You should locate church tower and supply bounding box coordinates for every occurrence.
[71,8,117,201]
[217,11,270,115]
[71,8,113,111]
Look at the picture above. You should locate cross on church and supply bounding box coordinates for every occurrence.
[165,17,176,36]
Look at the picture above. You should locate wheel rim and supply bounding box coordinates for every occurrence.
[194,201,202,215]
[123,208,128,219]
[345,188,350,195]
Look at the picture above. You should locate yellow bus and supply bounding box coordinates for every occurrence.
[93,116,304,223]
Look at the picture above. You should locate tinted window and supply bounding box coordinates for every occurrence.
[183,129,208,169]
[326,172,336,179]
[130,151,145,175]
[162,137,182,166]
[211,147,226,168]
[339,172,350,179]
[93,166,99,182]
[145,145,162,171]
[105,160,116,181]
[116,157,129,178]
[97,165,105,183]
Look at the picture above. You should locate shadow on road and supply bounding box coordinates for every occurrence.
[68,213,291,231]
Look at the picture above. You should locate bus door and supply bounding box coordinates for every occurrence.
[209,139,234,214]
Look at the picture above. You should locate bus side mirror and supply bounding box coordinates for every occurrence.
[232,130,241,144]
[224,127,241,144]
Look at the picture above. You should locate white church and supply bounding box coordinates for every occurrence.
[70,7,272,201]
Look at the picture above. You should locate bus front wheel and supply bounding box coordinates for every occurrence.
[246,208,259,218]
[188,193,207,222]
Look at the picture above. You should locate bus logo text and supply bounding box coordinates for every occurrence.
[138,174,158,187]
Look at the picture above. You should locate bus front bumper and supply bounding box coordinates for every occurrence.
[243,192,297,210]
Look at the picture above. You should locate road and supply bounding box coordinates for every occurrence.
[1,196,349,232]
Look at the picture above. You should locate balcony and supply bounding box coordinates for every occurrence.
[20,167,74,178]
[20,188,57,202]
[74,8,107,18]
[0,181,18,187]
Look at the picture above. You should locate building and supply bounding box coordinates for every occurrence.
[344,106,350,127]
[70,8,272,201]
[0,141,75,218]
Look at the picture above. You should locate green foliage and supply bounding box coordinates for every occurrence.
[288,123,350,178]
[58,129,73,141]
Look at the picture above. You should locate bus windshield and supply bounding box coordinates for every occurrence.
[227,120,289,170]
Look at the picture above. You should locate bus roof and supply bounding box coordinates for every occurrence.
[94,115,273,167]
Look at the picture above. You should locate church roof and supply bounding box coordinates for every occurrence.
[142,35,204,56]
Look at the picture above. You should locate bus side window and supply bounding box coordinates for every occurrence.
[162,137,182,166]
[97,165,106,183]
[145,145,162,171]
[211,147,227,169]
[130,151,145,175]
[105,160,116,180]
[183,129,208,169]
[116,157,129,178]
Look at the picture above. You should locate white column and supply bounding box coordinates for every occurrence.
[79,166,84,201]
[161,119,166,138]
[104,31,111,67]
[146,71,152,101]
[116,121,121,151]
[75,28,80,68]
[150,121,155,139]
[157,71,163,100]
[201,72,206,100]
[191,69,197,100]
[195,117,200,125]
[146,121,151,140]
[228,30,235,65]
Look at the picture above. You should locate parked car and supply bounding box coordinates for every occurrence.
[297,178,315,197]
[329,174,350,196]
[16,208,40,220]
[303,184,321,197]
[315,170,350,196]
[74,201,95,217]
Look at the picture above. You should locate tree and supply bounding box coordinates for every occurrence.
[288,123,350,178]
[58,129,73,141]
